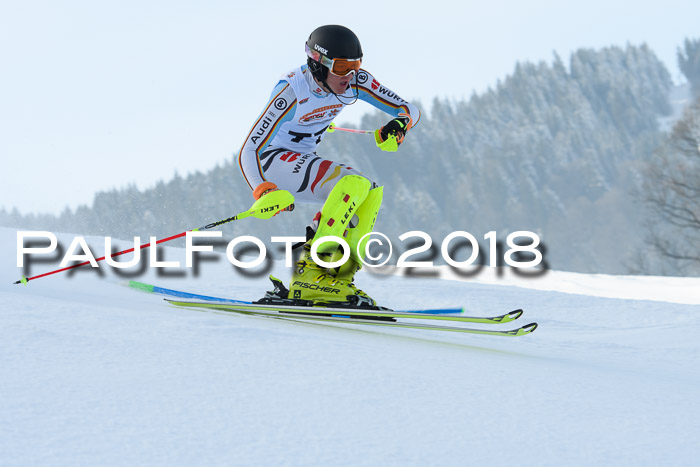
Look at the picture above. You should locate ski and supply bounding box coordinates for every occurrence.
[165,299,527,326]
[166,299,537,337]
[127,280,248,304]
[126,280,465,315]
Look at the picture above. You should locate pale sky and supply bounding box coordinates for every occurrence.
[2,0,698,215]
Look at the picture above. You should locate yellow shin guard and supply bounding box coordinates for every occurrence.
[328,186,384,305]
[345,186,383,262]
[310,175,372,254]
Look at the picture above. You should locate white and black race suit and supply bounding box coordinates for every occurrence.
[237,65,420,203]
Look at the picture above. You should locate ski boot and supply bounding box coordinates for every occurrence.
[258,272,392,320]
[286,174,373,304]
[287,245,393,320]
[328,249,376,307]
[287,243,362,304]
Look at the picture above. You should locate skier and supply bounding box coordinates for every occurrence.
[237,24,420,307]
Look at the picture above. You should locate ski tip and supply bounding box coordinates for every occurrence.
[496,308,524,323]
[520,322,538,334]
[509,309,524,320]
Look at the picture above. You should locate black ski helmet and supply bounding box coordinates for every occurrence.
[305,25,363,81]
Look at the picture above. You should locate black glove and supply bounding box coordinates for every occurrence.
[380,115,411,144]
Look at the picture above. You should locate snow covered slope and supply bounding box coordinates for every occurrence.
[2,228,699,466]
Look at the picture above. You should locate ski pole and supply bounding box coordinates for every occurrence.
[14,189,295,285]
[326,122,374,134]
[327,122,399,151]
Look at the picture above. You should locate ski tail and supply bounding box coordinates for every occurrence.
[126,280,249,304]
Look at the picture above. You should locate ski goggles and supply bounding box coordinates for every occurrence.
[306,44,362,76]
